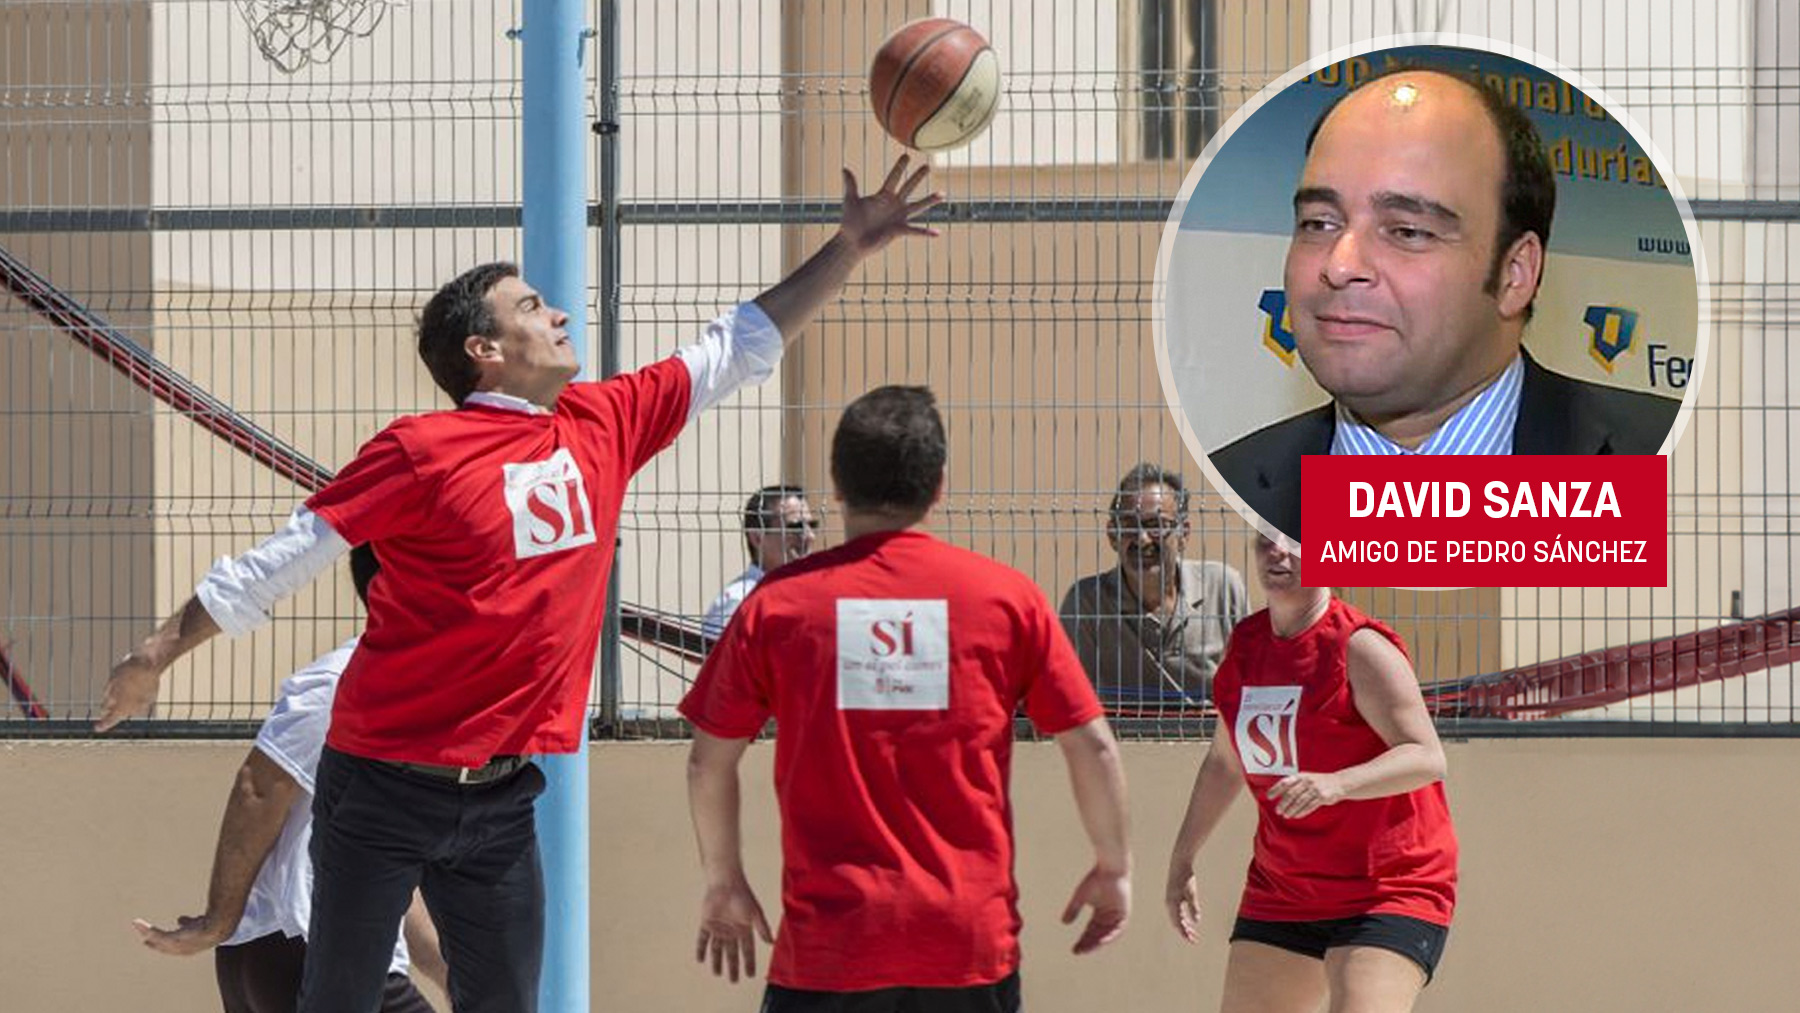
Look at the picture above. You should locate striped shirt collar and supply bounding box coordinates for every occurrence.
[1330,353,1524,456]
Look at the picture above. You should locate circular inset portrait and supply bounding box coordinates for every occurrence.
[1154,38,1706,546]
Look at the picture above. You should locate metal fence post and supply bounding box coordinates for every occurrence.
[523,0,594,1008]
[596,0,624,737]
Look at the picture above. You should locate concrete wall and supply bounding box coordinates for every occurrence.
[4,738,1795,1011]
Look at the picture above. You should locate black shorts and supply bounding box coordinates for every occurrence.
[760,971,1021,1013]
[1230,914,1448,982]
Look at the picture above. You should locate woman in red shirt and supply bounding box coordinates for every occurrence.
[1165,535,1457,1012]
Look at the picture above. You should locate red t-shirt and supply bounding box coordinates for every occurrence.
[306,359,691,765]
[678,530,1104,991]
[1212,598,1457,926]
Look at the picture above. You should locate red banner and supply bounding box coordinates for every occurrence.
[1300,455,1667,587]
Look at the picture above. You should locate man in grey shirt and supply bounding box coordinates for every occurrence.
[1060,464,1248,711]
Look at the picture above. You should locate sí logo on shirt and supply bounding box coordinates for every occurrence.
[502,448,598,559]
[1237,685,1301,776]
[836,599,950,710]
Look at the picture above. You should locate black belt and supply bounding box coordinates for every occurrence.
[382,754,528,786]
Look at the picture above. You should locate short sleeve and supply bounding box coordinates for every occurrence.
[1056,580,1100,677]
[1022,587,1105,734]
[678,607,773,739]
[1056,582,1081,643]
[700,579,750,641]
[563,357,694,475]
[304,428,426,545]
[253,663,341,794]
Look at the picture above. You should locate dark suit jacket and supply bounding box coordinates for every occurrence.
[1209,351,1682,542]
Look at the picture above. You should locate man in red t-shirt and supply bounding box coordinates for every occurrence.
[95,156,943,1013]
[680,386,1132,1013]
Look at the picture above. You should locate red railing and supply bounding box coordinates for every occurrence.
[6,240,1795,725]
[1427,605,1800,719]
[2,641,47,719]
[3,240,695,717]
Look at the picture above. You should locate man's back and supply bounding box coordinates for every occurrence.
[681,529,1102,991]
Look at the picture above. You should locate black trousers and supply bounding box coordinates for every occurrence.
[215,931,434,1013]
[298,747,547,1013]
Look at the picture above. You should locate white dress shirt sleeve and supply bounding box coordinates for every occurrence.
[675,301,784,421]
[194,506,351,638]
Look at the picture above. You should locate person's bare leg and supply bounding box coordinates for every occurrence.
[1218,940,1329,1013]
[1323,946,1426,1013]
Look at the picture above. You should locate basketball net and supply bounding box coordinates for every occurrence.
[233,0,404,74]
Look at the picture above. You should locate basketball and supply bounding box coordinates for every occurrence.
[868,18,1001,153]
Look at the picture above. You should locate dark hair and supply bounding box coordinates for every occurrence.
[417,261,519,404]
[742,483,806,557]
[348,543,381,608]
[830,386,947,515]
[1109,462,1191,518]
[1305,63,1557,320]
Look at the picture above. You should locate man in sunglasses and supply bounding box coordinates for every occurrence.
[702,484,820,640]
[1059,463,1247,712]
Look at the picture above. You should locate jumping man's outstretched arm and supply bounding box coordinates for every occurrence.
[752,154,942,342]
[96,596,220,732]
[677,155,944,422]
[95,507,348,731]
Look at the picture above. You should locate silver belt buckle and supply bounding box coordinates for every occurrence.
[457,765,480,785]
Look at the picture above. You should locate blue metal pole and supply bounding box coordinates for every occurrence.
[521,2,591,1010]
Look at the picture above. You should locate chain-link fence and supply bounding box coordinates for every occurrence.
[2,0,1795,739]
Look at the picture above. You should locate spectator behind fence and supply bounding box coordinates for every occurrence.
[130,544,448,1013]
[701,484,819,640]
[1059,463,1248,711]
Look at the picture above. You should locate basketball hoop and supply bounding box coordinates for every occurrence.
[233,0,404,74]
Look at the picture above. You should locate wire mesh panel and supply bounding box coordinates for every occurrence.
[2,0,533,727]
[0,0,1795,738]
[606,0,1800,736]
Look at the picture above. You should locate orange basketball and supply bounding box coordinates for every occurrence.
[869,18,1001,153]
